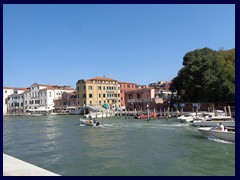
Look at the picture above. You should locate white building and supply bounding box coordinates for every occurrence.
[3,87,27,115]
[39,86,75,111]
[7,92,25,114]
[24,83,75,113]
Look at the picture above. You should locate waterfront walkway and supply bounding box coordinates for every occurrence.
[3,153,60,176]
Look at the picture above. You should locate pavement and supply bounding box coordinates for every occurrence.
[3,153,60,176]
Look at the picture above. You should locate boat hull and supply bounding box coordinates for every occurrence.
[192,120,235,127]
[197,127,235,142]
[79,119,96,126]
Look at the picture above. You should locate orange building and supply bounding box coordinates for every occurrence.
[119,81,138,109]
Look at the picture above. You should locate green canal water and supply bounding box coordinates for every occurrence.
[3,115,235,176]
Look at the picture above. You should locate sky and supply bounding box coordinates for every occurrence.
[3,4,235,88]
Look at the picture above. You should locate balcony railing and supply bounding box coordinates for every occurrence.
[127,99,152,103]
[106,90,116,93]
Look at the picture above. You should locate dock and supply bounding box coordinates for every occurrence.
[3,153,60,176]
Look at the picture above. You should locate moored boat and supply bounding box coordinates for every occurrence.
[197,127,235,142]
[134,112,158,119]
[191,120,235,127]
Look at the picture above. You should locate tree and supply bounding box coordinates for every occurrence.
[170,47,235,103]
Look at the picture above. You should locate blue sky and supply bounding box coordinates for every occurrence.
[3,4,235,88]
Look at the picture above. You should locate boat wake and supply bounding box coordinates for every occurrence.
[207,137,234,144]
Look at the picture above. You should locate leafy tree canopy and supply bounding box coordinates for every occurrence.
[170,47,235,103]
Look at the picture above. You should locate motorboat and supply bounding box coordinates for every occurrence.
[192,120,235,127]
[134,112,158,119]
[84,111,115,118]
[197,127,235,142]
[191,110,234,127]
[79,119,100,126]
[177,112,202,123]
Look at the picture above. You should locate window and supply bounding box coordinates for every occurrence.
[98,86,101,90]
[88,86,92,90]
[99,94,101,98]
[89,94,92,98]
[83,94,86,98]
[103,87,105,90]
[5,90,7,93]
[99,101,101,104]
[49,92,52,97]
[89,101,92,105]
[103,94,105,98]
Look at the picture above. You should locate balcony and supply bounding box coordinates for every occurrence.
[106,97,116,100]
[106,90,116,93]
[127,99,152,103]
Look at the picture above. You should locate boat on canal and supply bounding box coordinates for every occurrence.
[135,112,158,119]
[197,127,235,142]
[79,119,100,126]
[177,112,203,123]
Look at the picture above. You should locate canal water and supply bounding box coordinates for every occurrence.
[3,115,235,176]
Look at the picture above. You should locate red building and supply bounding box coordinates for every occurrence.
[119,81,138,109]
[54,91,77,112]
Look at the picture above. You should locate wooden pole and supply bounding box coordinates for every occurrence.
[228,105,232,117]
[224,106,227,115]
[153,108,156,119]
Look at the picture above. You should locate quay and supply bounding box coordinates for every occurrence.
[3,153,60,176]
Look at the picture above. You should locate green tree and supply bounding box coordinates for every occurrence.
[170,47,235,103]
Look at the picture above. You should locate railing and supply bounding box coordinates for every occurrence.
[106,90,116,93]
[106,97,116,100]
[127,99,152,103]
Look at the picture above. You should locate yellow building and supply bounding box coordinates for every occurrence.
[76,77,121,109]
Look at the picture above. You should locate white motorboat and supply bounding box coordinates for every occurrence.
[191,119,235,127]
[177,112,202,123]
[79,119,100,126]
[84,111,115,118]
[197,127,235,142]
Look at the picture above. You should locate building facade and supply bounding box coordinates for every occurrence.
[125,86,176,111]
[54,91,77,112]
[2,83,75,114]
[119,81,137,109]
[3,87,27,115]
[76,77,121,110]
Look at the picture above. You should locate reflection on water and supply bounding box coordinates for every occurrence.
[3,115,235,176]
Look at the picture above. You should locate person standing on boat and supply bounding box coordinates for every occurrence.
[93,119,97,124]
[217,123,225,131]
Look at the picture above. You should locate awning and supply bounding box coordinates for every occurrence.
[102,104,109,108]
